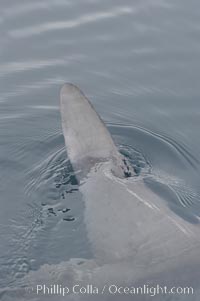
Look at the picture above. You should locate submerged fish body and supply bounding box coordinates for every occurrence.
[81,162,200,265]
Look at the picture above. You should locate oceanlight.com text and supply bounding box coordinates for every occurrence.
[25,283,194,297]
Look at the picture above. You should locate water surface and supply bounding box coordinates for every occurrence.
[0,0,200,297]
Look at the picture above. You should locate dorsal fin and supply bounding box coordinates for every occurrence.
[60,83,134,178]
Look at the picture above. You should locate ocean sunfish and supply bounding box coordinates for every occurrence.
[5,83,199,301]
[59,83,200,300]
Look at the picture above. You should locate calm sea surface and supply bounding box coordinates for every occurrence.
[0,0,200,294]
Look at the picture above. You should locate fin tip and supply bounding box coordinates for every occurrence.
[60,83,80,95]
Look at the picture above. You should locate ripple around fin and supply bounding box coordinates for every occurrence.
[110,123,200,170]
[146,172,200,224]
[24,146,68,196]
[138,125,200,167]
[9,6,133,38]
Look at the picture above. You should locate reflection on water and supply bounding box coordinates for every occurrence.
[9,6,133,38]
[0,0,200,298]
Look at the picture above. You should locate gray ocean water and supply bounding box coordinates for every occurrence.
[0,0,200,297]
